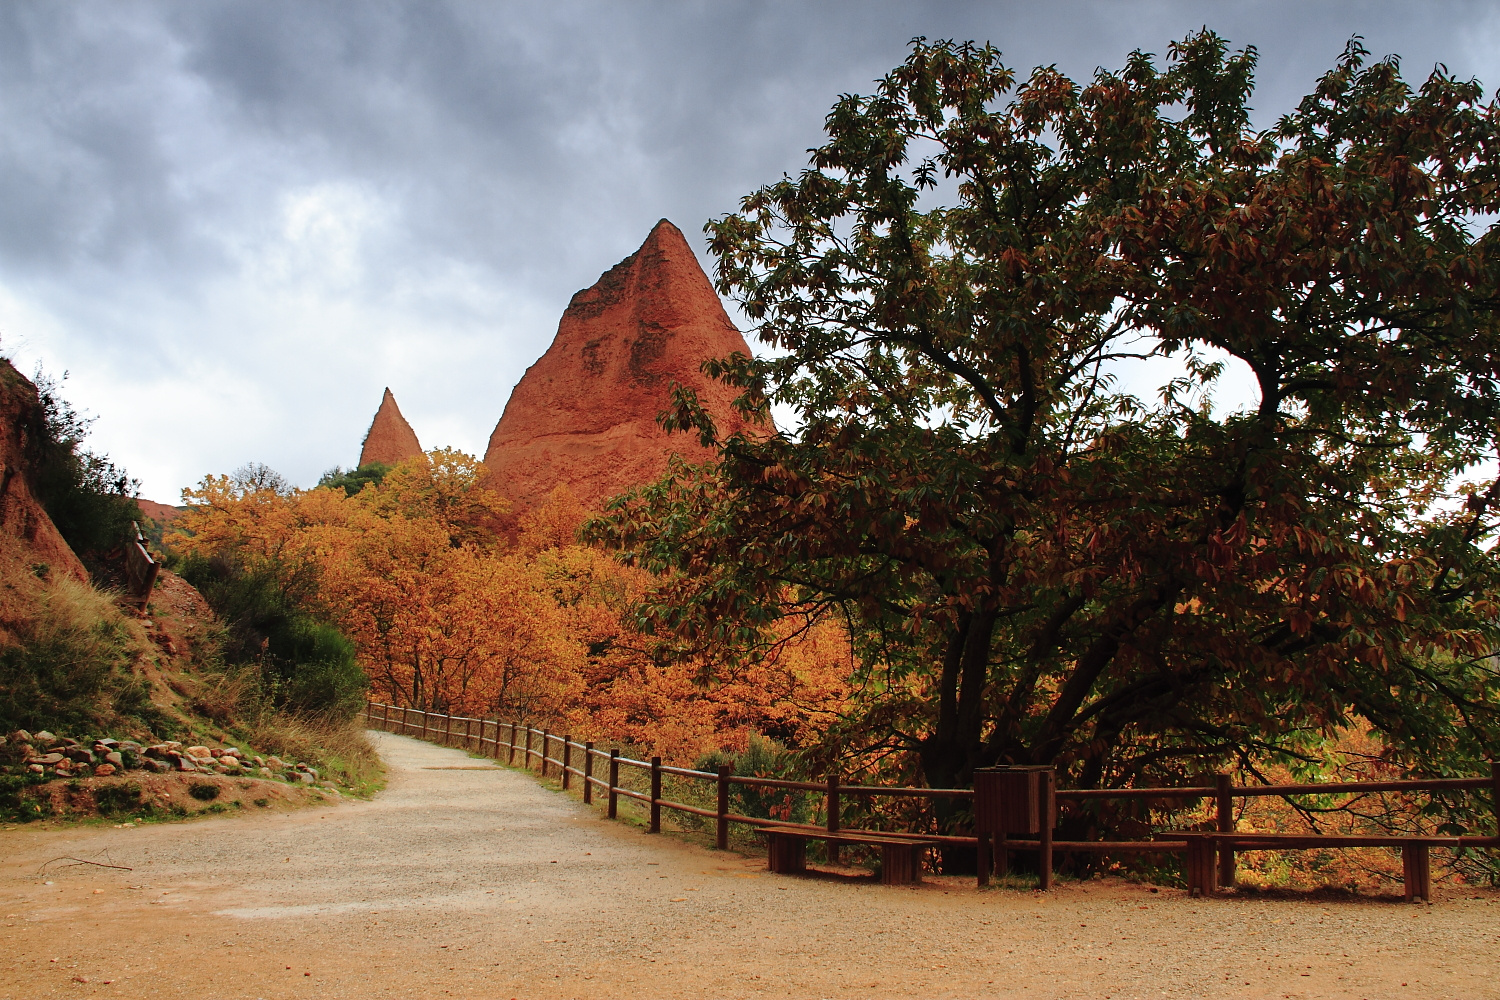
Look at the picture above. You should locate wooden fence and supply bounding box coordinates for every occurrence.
[365,701,1500,898]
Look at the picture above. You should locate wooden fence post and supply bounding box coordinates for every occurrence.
[583,742,594,804]
[465,717,474,752]
[650,756,662,833]
[382,703,391,732]
[1039,768,1055,891]
[562,736,573,790]
[507,723,517,765]
[717,765,731,850]
[1216,773,1235,888]
[540,730,550,777]
[444,712,453,747]
[421,711,430,742]
[826,770,841,865]
[524,727,532,770]
[1491,760,1500,836]
[608,750,619,819]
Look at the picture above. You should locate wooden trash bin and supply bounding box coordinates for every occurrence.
[974,765,1055,889]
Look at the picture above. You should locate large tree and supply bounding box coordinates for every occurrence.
[590,34,1500,802]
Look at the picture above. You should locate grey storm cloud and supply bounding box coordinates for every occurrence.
[1,0,1497,500]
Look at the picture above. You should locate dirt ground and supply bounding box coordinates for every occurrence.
[1,732,1496,1000]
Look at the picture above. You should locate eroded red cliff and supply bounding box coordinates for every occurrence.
[483,219,756,512]
[0,361,88,583]
[359,388,423,468]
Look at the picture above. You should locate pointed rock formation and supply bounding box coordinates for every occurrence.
[359,388,423,468]
[484,219,757,512]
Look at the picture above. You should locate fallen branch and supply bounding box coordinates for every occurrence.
[38,856,133,874]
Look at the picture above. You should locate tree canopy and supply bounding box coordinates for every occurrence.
[589,32,1500,799]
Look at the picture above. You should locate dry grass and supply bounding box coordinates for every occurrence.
[245,711,384,796]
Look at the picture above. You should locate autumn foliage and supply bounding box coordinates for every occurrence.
[169,450,851,764]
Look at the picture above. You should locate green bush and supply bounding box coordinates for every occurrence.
[696,735,812,824]
[29,369,143,562]
[266,619,365,719]
[317,462,390,497]
[94,782,143,814]
[177,554,366,721]
[188,782,220,801]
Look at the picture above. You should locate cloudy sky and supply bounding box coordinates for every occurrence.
[4,1,1499,502]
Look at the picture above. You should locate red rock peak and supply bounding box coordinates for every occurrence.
[483,219,756,512]
[359,388,423,468]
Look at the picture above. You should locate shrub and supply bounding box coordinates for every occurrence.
[317,462,390,497]
[177,554,366,720]
[266,619,366,720]
[29,368,143,563]
[697,735,812,824]
[188,782,220,801]
[94,782,142,814]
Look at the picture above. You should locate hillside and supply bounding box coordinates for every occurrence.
[0,359,377,823]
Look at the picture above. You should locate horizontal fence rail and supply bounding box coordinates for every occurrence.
[365,702,1500,897]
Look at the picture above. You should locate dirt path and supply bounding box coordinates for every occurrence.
[1,732,1496,999]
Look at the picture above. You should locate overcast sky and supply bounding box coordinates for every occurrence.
[4,1,1499,501]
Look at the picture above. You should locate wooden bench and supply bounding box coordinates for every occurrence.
[759,825,943,885]
[1166,831,1500,902]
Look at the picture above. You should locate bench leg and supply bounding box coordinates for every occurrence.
[1186,838,1216,897]
[1403,842,1430,903]
[880,843,921,885]
[767,833,806,875]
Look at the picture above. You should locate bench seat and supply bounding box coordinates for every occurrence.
[1161,831,1500,901]
[758,824,941,885]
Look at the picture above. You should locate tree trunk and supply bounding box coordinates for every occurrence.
[918,608,998,872]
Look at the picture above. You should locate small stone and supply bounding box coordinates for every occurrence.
[144,759,169,774]
[104,751,124,768]
[7,729,32,744]
[96,738,119,748]
[33,731,57,745]
[28,753,64,765]
[253,755,265,766]
[295,763,309,772]
[27,763,43,774]
[222,747,243,759]
[93,763,117,777]
[266,756,285,770]
[258,767,272,777]
[64,747,95,764]
[161,740,183,751]
[184,745,212,758]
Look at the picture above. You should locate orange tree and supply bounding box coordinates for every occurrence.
[589,32,1500,827]
[173,458,852,761]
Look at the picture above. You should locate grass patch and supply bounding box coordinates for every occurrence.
[94,781,143,814]
[245,712,384,797]
[188,782,220,801]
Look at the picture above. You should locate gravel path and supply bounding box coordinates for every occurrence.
[1,731,1496,999]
